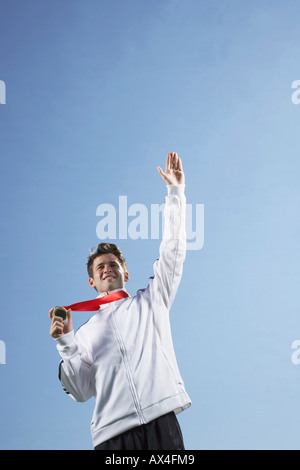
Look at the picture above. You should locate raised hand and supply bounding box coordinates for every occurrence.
[157,152,185,185]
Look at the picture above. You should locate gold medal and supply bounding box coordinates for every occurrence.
[53,306,68,322]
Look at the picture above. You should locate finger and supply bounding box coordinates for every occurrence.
[50,327,63,339]
[166,153,171,171]
[50,322,64,337]
[168,153,173,169]
[52,318,64,329]
[66,309,72,323]
[51,322,64,333]
[51,316,64,328]
[171,152,178,169]
[178,156,183,171]
[49,307,54,320]
[173,153,179,170]
[157,166,167,182]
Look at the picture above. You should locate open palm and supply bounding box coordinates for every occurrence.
[157,152,185,185]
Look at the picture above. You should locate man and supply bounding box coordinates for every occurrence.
[49,152,191,450]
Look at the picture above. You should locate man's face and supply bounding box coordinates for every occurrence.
[88,253,129,294]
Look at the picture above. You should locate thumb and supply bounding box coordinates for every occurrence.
[157,166,166,180]
[64,309,73,327]
[64,309,73,334]
[66,309,72,321]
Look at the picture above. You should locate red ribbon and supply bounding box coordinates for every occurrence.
[63,290,130,311]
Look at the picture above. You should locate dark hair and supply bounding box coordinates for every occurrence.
[87,243,127,278]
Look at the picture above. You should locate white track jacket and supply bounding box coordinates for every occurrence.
[55,184,191,447]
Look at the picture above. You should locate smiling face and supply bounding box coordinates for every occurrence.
[88,253,129,294]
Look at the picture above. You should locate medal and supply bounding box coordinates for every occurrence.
[53,306,68,322]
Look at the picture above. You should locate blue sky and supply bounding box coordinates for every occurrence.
[0,0,299,450]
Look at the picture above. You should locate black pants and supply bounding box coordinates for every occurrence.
[94,412,185,450]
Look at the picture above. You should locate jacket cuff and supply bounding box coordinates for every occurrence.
[55,330,75,348]
[167,184,185,196]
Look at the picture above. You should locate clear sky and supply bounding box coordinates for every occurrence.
[0,0,299,450]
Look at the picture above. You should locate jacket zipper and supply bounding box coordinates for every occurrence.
[111,308,145,425]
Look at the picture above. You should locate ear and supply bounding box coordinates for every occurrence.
[124,271,129,283]
[89,277,95,288]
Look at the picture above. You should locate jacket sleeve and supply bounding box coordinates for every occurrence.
[55,331,94,402]
[147,184,186,310]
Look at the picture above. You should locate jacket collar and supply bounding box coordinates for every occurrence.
[97,287,127,298]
